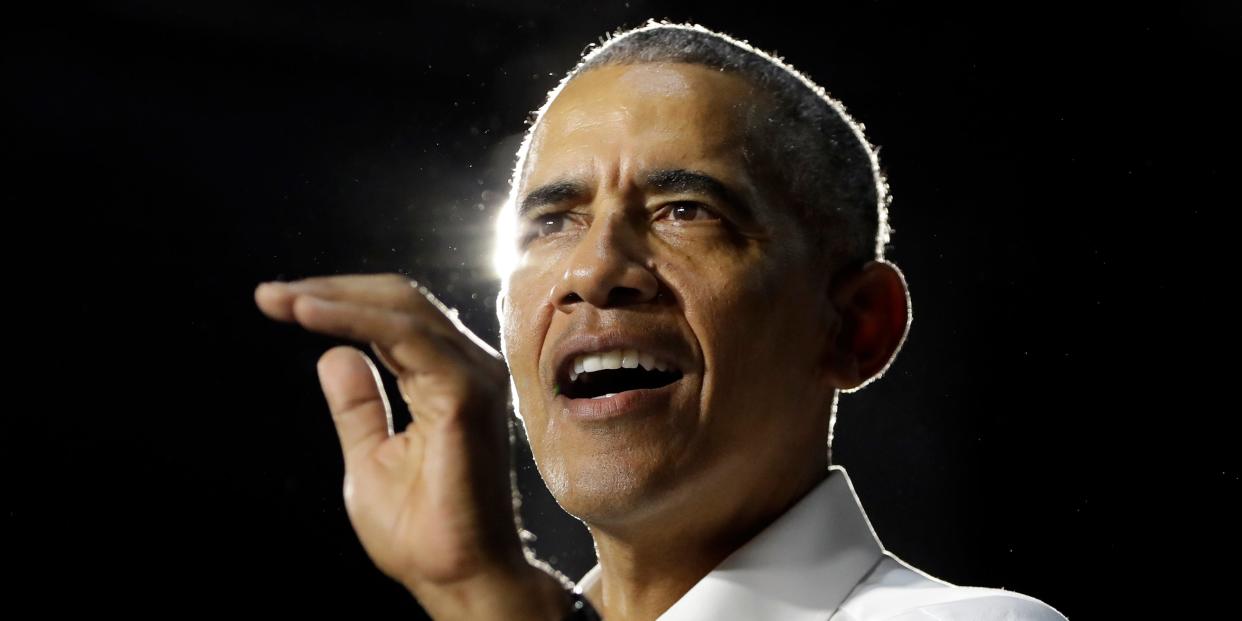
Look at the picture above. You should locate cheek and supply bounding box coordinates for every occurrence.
[501,290,560,477]
[671,240,787,342]
[675,248,816,406]
[498,271,556,421]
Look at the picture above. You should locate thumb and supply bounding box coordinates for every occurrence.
[316,346,394,463]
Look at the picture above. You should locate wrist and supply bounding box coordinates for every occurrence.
[406,558,571,621]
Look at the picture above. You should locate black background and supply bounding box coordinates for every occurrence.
[7,1,1237,617]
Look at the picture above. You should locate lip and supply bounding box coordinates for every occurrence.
[554,378,682,422]
[548,331,692,392]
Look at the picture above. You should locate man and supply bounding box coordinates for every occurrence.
[254,21,1067,621]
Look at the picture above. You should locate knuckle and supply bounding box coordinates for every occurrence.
[414,285,450,314]
[399,283,426,310]
[381,272,411,287]
[393,313,423,336]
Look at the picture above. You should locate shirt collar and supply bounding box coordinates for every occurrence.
[575,465,885,620]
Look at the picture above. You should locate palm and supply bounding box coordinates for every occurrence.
[345,428,450,582]
[324,344,515,590]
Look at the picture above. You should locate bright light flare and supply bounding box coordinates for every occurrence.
[491,199,519,280]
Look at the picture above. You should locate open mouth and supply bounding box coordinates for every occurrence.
[561,367,683,399]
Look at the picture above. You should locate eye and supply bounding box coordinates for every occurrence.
[661,201,721,222]
[536,213,567,236]
[519,212,570,246]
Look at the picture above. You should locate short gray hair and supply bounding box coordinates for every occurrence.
[508,20,893,270]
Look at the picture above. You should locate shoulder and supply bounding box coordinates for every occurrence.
[831,554,1069,621]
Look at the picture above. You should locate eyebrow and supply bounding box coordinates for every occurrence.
[519,168,750,219]
[642,168,749,218]
[518,180,590,218]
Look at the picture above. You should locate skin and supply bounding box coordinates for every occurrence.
[254,61,910,621]
[500,63,910,619]
[254,275,570,620]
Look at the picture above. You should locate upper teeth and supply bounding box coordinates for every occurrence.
[569,349,675,382]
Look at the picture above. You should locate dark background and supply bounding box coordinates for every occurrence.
[7,1,1237,617]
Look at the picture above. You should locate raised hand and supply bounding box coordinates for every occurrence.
[254,274,568,620]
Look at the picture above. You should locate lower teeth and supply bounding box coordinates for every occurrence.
[590,393,618,400]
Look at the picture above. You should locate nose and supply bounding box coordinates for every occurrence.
[552,208,660,311]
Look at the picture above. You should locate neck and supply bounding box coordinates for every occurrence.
[581,458,828,621]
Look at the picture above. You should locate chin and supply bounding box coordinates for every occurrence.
[536,447,683,525]
[520,387,705,525]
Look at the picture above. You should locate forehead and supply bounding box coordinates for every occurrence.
[521,62,762,189]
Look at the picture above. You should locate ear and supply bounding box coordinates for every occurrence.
[822,259,912,392]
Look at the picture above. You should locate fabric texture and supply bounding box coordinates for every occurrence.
[574,466,1067,620]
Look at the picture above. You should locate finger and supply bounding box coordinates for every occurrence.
[316,346,393,462]
[255,281,300,322]
[291,296,484,404]
[257,275,502,362]
[291,293,462,357]
[371,341,402,376]
[272,274,459,332]
[255,276,443,326]
[294,296,510,422]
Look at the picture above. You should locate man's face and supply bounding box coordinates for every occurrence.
[498,63,839,525]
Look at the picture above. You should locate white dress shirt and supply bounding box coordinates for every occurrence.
[575,465,1068,620]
